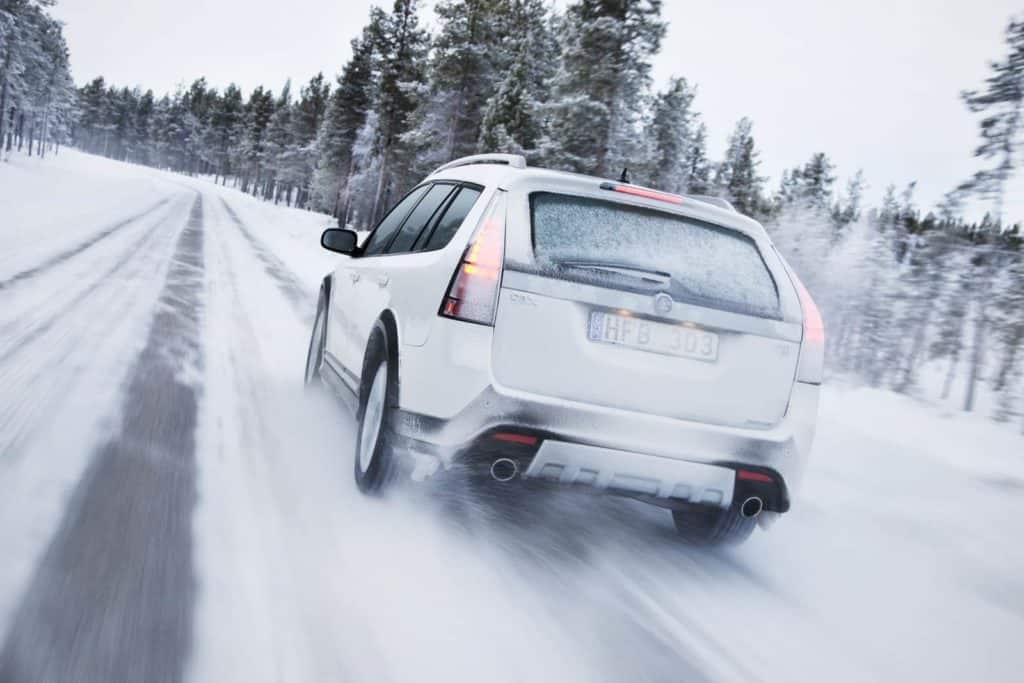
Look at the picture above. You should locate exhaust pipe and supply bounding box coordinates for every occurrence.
[740,496,764,519]
[490,458,518,482]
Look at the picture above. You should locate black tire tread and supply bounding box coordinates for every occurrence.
[672,503,757,546]
[353,327,399,495]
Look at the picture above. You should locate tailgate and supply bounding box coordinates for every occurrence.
[491,273,800,429]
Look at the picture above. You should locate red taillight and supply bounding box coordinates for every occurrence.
[599,182,684,205]
[440,191,507,325]
[789,270,825,383]
[491,432,538,446]
[737,469,773,483]
[793,276,824,345]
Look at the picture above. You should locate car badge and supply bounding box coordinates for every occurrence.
[653,292,673,314]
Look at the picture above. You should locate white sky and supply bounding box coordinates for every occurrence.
[52,0,1022,220]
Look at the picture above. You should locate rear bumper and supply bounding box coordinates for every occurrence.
[527,440,736,507]
[389,380,819,503]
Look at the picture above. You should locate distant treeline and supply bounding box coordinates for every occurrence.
[4,1,1024,426]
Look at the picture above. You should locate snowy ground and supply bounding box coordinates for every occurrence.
[0,149,1022,683]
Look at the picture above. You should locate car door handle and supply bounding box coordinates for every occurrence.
[348,271,360,283]
[375,274,389,287]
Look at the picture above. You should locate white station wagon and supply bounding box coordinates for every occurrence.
[305,153,823,545]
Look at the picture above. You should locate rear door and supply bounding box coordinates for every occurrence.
[491,190,802,430]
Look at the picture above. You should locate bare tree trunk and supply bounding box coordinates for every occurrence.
[337,155,359,223]
[941,352,959,400]
[39,99,51,160]
[0,48,10,158]
[963,303,986,412]
[371,145,390,225]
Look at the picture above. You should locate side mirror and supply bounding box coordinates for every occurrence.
[321,228,358,255]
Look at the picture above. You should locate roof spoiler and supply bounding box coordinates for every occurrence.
[431,153,527,176]
[685,194,736,212]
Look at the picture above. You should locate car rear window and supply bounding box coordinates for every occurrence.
[530,192,780,318]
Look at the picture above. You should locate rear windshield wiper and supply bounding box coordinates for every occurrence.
[557,260,672,285]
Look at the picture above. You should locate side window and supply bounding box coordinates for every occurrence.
[385,183,455,254]
[419,187,483,251]
[361,185,430,256]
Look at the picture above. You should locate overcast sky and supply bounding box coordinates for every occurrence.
[52,0,1021,219]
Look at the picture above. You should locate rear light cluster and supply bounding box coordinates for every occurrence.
[790,271,825,384]
[440,190,508,326]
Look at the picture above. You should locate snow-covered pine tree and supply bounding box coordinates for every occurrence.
[798,152,837,211]
[402,0,506,178]
[831,169,866,236]
[715,117,764,216]
[955,17,1023,222]
[239,85,275,195]
[284,72,330,207]
[132,89,156,166]
[476,0,556,158]
[0,0,75,158]
[206,84,244,184]
[539,0,665,176]
[262,80,294,202]
[683,120,712,195]
[643,76,696,193]
[367,0,430,222]
[312,28,376,217]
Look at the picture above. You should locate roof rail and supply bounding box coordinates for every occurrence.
[431,153,527,176]
[685,194,736,212]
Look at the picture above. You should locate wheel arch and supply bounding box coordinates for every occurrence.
[320,273,333,303]
[361,310,401,409]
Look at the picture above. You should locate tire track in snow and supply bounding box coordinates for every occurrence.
[0,197,173,291]
[0,198,187,367]
[0,197,204,683]
[218,197,314,323]
[0,197,190,458]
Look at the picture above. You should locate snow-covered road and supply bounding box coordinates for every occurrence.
[0,151,1022,683]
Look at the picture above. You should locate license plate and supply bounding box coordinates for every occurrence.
[587,311,719,362]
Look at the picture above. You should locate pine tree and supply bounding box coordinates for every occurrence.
[239,85,275,194]
[312,29,375,217]
[403,0,506,177]
[715,117,764,216]
[801,152,837,209]
[955,17,1023,221]
[476,0,556,158]
[831,170,866,234]
[539,0,666,176]
[285,72,330,207]
[644,76,696,193]
[262,80,293,202]
[0,0,75,159]
[207,84,244,183]
[683,120,712,195]
[367,0,430,222]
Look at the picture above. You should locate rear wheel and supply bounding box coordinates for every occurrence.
[671,502,757,546]
[354,335,398,494]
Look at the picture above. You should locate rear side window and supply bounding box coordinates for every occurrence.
[362,185,430,256]
[386,183,455,254]
[419,186,483,251]
[530,193,780,318]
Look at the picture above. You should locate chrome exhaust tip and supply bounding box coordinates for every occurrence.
[490,458,518,482]
[740,496,764,519]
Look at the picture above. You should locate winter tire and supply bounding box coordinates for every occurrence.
[671,501,757,546]
[354,329,398,494]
